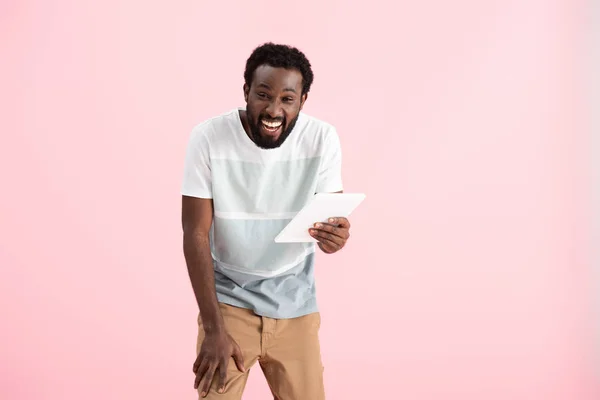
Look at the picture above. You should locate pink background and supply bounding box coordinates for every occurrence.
[1,1,597,399]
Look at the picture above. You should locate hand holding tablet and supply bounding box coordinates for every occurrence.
[308,214,352,254]
[274,193,366,243]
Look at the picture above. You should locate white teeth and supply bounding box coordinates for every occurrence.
[262,120,282,128]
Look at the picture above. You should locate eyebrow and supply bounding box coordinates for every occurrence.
[257,83,297,94]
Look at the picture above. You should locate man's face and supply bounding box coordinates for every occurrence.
[243,65,307,149]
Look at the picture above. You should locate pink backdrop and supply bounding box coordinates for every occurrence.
[1,1,596,399]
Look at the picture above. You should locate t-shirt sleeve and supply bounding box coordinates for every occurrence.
[316,127,344,193]
[180,125,212,199]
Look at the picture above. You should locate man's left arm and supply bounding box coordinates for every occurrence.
[309,194,351,254]
[310,126,352,254]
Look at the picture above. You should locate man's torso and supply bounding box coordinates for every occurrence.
[183,108,343,318]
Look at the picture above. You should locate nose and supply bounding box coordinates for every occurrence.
[265,99,283,119]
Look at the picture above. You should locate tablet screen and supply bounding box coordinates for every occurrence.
[274,193,365,243]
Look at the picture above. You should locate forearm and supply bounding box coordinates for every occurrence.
[183,230,225,334]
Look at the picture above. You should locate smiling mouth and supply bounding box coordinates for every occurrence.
[261,119,283,135]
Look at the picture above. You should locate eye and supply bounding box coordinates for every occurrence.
[283,97,294,103]
[257,92,269,99]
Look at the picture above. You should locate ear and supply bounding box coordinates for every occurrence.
[299,93,308,110]
[243,84,249,102]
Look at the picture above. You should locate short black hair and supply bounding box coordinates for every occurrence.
[244,43,314,95]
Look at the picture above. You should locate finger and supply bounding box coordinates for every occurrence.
[194,361,208,390]
[310,227,345,246]
[200,366,217,397]
[318,241,337,254]
[328,217,350,229]
[193,355,203,374]
[217,359,228,394]
[310,230,343,249]
[312,222,349,240]
[232,345,246,372]
[312,232,342,252]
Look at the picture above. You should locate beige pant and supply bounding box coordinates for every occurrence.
[196,303,325,400]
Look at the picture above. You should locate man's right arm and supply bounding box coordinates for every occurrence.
[181,195,225,334]
[182,195,245,396]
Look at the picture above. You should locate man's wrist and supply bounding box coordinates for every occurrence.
[203,322,226,335]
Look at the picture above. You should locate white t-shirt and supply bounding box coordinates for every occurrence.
[181,108,343,318]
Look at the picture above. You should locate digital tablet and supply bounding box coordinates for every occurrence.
[274,193,366,243]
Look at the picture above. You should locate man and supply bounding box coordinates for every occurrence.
[181,43,351,400]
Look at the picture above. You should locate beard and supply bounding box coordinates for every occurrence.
[246,109,300,149]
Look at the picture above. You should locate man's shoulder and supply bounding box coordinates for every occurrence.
[299,112,336,131]
[189,108,239,142]
[296,112,339,144]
